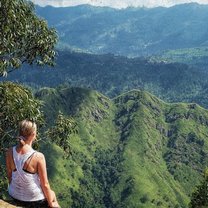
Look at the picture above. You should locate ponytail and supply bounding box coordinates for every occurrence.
[17,136,26,146]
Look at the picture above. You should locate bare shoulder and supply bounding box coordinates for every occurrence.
[34,151,45,161]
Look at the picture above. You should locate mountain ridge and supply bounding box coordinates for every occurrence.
[35,85,208,207]
[33,1,206,10]
[35,3,208,56]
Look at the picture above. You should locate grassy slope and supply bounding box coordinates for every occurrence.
[37,87,119,207]
[111,91,188,207]
[36,86,208,208]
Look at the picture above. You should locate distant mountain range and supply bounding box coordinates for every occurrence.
[36,3,208,56]
[31,0,208,9]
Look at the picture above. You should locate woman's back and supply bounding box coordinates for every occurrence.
[6,119,59,207]
[8,146,45,202]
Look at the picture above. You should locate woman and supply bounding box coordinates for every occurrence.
[6,119,60,208]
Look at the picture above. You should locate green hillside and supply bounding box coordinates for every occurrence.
[35,86,208,207]
[3,50,208,108]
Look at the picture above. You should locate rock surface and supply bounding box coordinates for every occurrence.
[0,200,22,208]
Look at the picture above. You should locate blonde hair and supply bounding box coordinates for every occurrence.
[18,120,37,146]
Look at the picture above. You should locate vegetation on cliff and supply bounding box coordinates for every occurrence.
[34,85,208,207]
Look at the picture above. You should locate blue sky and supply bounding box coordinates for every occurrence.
[31,0,208,8]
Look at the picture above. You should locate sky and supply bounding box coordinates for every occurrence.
[31,0,208,8]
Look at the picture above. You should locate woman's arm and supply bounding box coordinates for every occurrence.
[37,152,59,208]
[5,148,13,184]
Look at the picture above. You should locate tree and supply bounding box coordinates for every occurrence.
[0,0,57,76]
[189,169,208,208]
[46,112,78,158]
[0,81,43,151]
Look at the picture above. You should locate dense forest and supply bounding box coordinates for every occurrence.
[3,50,208,108]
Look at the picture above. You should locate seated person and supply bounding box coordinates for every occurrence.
[6,119,60,208]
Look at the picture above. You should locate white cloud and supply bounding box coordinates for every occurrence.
[31,0,208,8]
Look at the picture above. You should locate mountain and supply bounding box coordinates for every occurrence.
[35,3,208,56]
[3,50,208,108]
[35,86,208,207]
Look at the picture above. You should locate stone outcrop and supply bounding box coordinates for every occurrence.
[0,200,22,208]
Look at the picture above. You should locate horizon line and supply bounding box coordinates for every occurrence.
[32,1,207,9]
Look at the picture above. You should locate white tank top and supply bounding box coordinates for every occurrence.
[8,146,45,202]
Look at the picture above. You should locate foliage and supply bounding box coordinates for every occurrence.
[0,81,43,151]
[0,0,57,76]
[46,112,78,157]
[0,163,8,200]
[189,169,208,208]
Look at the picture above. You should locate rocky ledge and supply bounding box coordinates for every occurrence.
[0,199,22,208]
